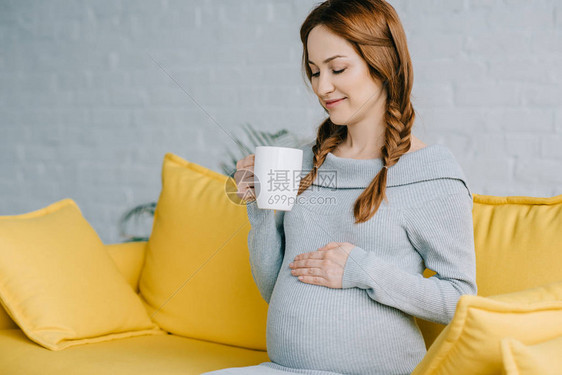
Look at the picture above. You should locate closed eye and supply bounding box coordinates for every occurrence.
[311,68,346,78]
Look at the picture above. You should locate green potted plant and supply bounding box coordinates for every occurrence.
[118,123,309,242]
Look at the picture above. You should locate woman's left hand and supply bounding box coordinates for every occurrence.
[289,242,356,289]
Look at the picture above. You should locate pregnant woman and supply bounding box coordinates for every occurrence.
[204,0,477,374]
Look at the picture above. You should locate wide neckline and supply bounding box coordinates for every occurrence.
[302,143,467,189]
[327,144,437,162]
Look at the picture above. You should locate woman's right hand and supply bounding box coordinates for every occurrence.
[234,154,256,202]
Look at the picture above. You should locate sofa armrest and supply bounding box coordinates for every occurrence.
[105,241,148,293]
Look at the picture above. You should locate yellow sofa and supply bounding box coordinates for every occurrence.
[0,241,270,375]
[0,152,561,375]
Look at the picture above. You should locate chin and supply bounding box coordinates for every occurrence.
[328,115,347,126]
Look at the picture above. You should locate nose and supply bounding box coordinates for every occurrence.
[315,72,335,97]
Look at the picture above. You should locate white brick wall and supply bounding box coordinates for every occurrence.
[0,0,560,243]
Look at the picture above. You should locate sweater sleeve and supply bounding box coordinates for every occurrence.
[340,189,477,325]
[246,200,286,304]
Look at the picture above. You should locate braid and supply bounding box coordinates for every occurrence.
[297,119,347,195]
[353,93,415,223]
[297,95,415,224]
[298,0,417,224]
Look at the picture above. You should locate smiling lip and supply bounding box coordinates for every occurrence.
[325,98,346,108]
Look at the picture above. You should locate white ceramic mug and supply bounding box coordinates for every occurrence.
[253,146,304,211]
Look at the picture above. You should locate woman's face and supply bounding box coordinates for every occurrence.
[307,24,386,126]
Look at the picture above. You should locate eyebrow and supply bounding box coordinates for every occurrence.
[308,55,347,66]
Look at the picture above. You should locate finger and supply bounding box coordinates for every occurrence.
[238,164,254,171]
[240,188,256,202]
[236,158,255,170]
[234,169,254,177]
[297,275,325,285]
[235,167,254,178]
[291,266,322,277]
[234,177,254,188]
[323,243,350,255]
[294,251,324,261]
[332,244,353,256]
[290,259,325,269]
[318,242,340,251]
[234,169,254,183]
[237,184,254,195]
[236,159,245,169]
[236,182,255,191]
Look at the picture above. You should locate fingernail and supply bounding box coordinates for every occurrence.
[289,262,294,267]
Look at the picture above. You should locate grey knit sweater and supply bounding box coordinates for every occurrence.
[204,142,477,375]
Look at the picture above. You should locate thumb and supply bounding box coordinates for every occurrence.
[319,242,340,250]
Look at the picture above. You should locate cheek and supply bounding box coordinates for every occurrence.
[338,73,365,99]
[348,77,381,104]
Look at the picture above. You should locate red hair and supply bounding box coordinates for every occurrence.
[297,0,416,223]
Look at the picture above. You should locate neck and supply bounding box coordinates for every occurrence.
[337,121,386,159]
[337,100,387,158]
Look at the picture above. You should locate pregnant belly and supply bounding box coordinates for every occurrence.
[266,274,426,373]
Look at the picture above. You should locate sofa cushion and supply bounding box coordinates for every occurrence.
[415,193,562,349]
[139,153,268,350]
[0,241,147,331]
[501,335,562,375]
[104,241,147,293]
[0,328,269,375]
[0,240,148,331]
[411,280,562,375]
[0,199,164,351]
[472,193,562,296]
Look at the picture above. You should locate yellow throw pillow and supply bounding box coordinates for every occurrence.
[501,335,562,375]
[139,153,268,350]
[0,199,164,351]
[412,280,562,375]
